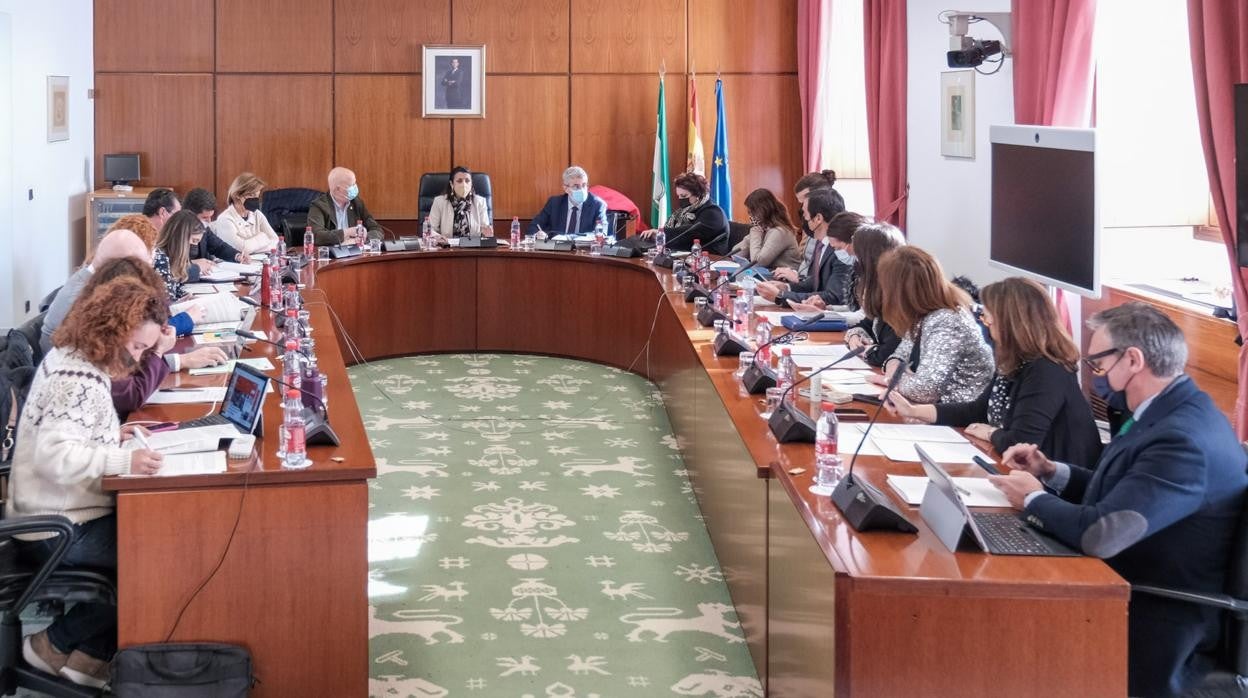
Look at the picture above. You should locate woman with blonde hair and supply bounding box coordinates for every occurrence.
[887,277,1101,463]
[8,277,166,688]
[152,210,205,303]
[869,246,994,404]
[211,172,279,254]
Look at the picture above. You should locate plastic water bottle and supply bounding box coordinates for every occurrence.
[283,283,299,312]
[591,220,605,255]
[654,229,667,254]
[510,217,521,249]
[422,216,434,250]
[690,238,702,262]
[754,317,772,365]
[716,271,731,312]
[282,339,303,387]
[814,402,843,490]
[303,226,314,260]
[281,389,308,469]
[267,263,283,310]
[733,290,749,335]
[276,236,286,261]
[260,255,272,305]
[776,348,797,403]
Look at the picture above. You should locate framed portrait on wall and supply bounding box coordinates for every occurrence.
[940,70,975,158]
[422,45,486,118]
[47,76,69,142]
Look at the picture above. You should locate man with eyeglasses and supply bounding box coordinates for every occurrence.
[528,166,607,237]
[988,302,1247,698]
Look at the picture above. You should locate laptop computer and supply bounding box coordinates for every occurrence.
[177,361,270,434]
[916,444,1079,557]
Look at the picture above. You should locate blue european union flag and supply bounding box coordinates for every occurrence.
[710,79,731,212]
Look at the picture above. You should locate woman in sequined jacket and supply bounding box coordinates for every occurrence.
[885,277,1102,464]
[868,246,994,404]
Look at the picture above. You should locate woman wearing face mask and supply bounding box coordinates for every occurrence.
[728,188,803,271]
[429,166,491,242]
[211,172,279,256]
[640,171,729,252]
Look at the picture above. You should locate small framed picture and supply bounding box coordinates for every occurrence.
[47,76,69,142]
[940,70,975,158]
[422,45,486,118]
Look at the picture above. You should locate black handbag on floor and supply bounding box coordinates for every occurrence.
[111,643,255,697]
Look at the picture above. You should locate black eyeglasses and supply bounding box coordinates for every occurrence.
[1082,347,1123,376]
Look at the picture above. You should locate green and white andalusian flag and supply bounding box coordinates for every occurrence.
[650,73,670,229]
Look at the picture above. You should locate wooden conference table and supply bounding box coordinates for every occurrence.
[108,248,1127,697]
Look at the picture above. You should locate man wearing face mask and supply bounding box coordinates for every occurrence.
[429,166,492,241]
[989,303,1247,698]
[528,166,607,237]
[211,172,279,256]
[183,188,243,280]
[755,195,856,308]
[306,166,384,247]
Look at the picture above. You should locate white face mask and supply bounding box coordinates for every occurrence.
[453,182,471,198]
[835,248,855,264]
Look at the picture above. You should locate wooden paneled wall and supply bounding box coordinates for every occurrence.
[93,0,800,223]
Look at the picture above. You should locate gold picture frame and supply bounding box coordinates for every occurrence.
[422,45,486,118]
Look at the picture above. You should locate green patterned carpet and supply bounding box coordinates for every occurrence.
[349,354,761,698]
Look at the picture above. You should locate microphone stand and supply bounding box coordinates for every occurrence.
[268,374,341,447]
[741,317,823,394]
[698,261,760,326]
[765,346,867,442]
[828,365,917,533]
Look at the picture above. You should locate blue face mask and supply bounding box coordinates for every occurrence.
[569,188,587,205]
[834,248,855,264]
[345,184,359,201]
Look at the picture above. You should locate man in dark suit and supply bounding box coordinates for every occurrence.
[306,166,384,247]
[754,191,852,307]
[991,302,1248,698]
[183,188,242,275]
[528,166,608,236]
[441,58,469,109]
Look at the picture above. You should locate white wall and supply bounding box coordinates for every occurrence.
[0,1,93,329]
[905,0,1014,285]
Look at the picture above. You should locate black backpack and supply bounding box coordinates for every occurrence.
[0,329,37,465]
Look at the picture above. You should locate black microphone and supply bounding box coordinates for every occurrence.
[766,345,867,443]
[267,373,340,447]
[700,227,732,256]
[236,329,310,359]
[740,316,826,394]
[829,364,917,533]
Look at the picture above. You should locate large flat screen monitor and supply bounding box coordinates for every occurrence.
[989,125,1099,297]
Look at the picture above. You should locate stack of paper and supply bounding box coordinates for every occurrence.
[172,293,245,325]
[182,282,238,296]
[133,424,238,455]
[886,474,1010,507]
[154,451,228,477]
[188,357,275,376]
[863,424,988,464]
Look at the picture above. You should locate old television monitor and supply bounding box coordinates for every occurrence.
[989,125,1099,297]
[103,153,141,186]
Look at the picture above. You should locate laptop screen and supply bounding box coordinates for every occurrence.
[221,363,269,433]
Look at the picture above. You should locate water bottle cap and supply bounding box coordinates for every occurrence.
[285,308,296,316]
[286,389,300,399]
[285,340,298,349]
[781,347,791,355]
[821,400,837,412]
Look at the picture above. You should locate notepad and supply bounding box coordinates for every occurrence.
[182,283,237,296]
[155,451,228,476]
[886,474,1010,508]
[873,438,987,464]
[188,357,274,376]
[133,425,238,455]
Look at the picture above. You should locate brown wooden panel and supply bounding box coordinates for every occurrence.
[116,482,369,697]
[216,0,332,72]
[696,74,802,221]
[452,0,569,73]
[453,75,569,220]
[94,74,215,196]
[571,74,686,229]
[335,75,452,218]
[95,0,215,72]
[571,0,686,74]
[335,0,450,73]
[688,0,798,75]
[216,75,332,197]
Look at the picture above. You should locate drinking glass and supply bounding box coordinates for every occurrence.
[368,238,381,255]
[693,296,708,318]
[736,352,755,379]
[761,387,784,419]
[317,246,331,263]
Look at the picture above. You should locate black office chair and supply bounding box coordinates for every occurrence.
[12,313,46,367]
[417,173,494,223]
[1133,483,1248,697]
[259,187,323,247]
[719,221,751,257]
[0,515,115,697]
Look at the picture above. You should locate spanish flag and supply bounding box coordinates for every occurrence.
[687,74,706,175]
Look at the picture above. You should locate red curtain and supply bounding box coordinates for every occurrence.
[798,0,830,173]
[1011,0,1097,127]
[1188,0,1248,436]
[863,0,907,228]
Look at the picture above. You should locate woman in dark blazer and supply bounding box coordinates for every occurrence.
[842,221,906,367]
[887,276,1102,465]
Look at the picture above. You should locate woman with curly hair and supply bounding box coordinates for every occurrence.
[5,277,166,688]
[640,172,730,252]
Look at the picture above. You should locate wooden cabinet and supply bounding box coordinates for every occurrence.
[84,187,159,259]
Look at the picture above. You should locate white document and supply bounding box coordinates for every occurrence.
[836,423,886,457]
[188,357,275,376]
[214,261,262,275]
[155,451,228,477]
[874,438,987,464]
[868,424,968,443]
[249,253,269,262]
[790,352,872,371]
[199,269,244,282]
[144,387,228,405]
[192,320,242,334]
[752,297,778,308]
[172,293,244,325]
[886,475,1010,508]
[754,310,793,325]
[182,283,237,296]
[136,425,239,455]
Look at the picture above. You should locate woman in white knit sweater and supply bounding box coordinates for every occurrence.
[211,172,279,255]
[6,277,166,688]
